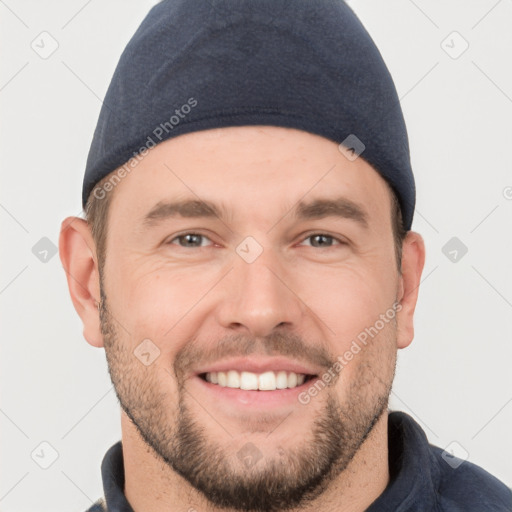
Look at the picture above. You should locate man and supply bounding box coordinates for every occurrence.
[59,0,512,511]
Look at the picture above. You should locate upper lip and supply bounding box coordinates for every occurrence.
[192,357,322,378]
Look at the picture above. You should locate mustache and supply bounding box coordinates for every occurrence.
[174,330,335,380]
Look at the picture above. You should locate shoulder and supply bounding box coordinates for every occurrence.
[429,445,512,511]
[385,412,511,511]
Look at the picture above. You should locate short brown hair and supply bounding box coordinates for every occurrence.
[85,175,407,277]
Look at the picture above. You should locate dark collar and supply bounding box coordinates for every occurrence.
[98,438,134,512]
[366,411,440,511]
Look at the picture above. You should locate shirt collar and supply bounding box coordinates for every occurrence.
[100,439,134,512]
[366,411,440,511]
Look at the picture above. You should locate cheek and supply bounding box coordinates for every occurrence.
[296,263,394,344]
[111,264,220,348]
[332,317,398,406]
[296,263,398,392]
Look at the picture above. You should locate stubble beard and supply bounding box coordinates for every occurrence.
[99,285,395,512]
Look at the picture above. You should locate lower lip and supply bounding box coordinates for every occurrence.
[191,375,319,408]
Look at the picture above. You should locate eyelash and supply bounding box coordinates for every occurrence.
[166,232,347,249]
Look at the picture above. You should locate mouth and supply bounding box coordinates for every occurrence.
[191,370,320,409]
[189,357,323,408]
[198,370,317,391]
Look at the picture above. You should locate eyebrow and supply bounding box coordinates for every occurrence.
[142,197,369,229]
[142,199,222,228]
[293,197,369,228]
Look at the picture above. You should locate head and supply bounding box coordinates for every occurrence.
[60,125,425,511]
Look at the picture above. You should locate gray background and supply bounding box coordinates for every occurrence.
[1,1,511,510]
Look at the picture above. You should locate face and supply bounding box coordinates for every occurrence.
[97,126,404,511]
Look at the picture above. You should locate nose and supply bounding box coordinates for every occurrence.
[215,246,304,338]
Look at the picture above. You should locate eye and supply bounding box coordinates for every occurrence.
[165,232,346,250]
[299,233,346,248]
[167,233,213,248]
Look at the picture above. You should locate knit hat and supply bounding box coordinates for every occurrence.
[83,0,415,229]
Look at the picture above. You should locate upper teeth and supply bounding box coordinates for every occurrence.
[205,370,307,390]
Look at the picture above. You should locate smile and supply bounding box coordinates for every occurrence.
[200,370,316,391]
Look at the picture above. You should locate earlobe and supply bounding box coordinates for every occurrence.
[59,216,104,348]
[396,231,426,350]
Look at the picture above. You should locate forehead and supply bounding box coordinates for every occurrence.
[107,126,392,228]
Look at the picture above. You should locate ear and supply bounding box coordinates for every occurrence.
[396,231,426,349]
[59,216,104,348]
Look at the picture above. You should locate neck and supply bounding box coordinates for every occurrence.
[122,410,390,512]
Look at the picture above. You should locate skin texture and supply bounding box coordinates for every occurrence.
[59,125,425,512]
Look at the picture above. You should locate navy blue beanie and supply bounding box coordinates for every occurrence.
[83,0,415,230]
